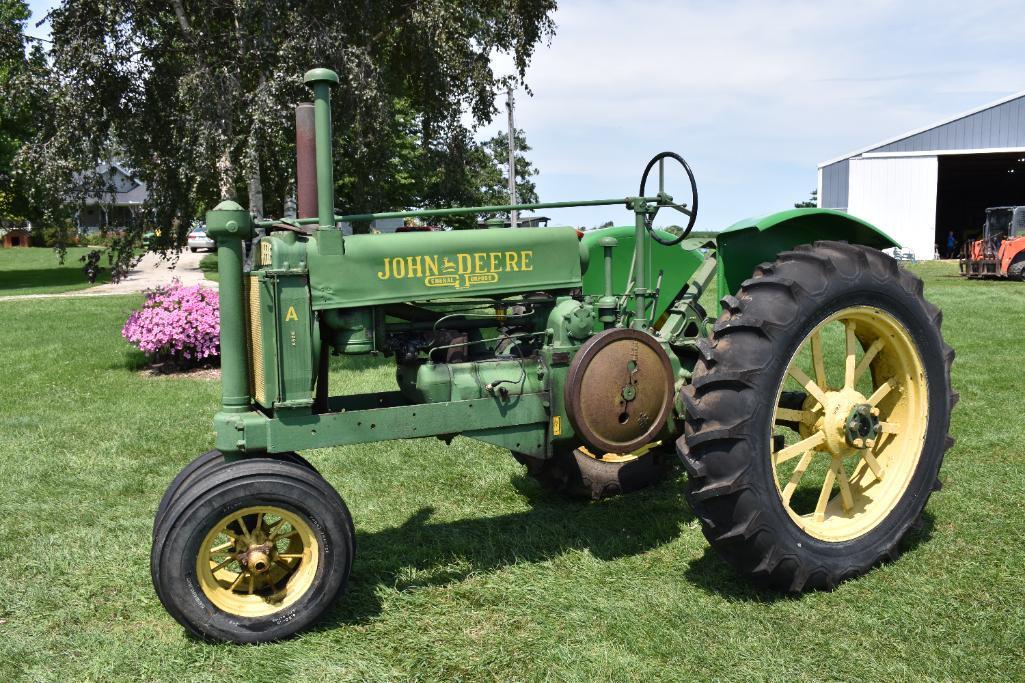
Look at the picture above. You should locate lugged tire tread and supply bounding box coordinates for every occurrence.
[679,241,955,592]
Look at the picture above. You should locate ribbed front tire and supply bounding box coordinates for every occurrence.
[151,459,353,642]
[515,448,677,500]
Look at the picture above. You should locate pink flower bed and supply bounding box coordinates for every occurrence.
[122,281,220,366]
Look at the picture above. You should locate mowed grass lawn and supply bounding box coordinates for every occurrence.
[0,247,113,296]
[0,260,1022,681]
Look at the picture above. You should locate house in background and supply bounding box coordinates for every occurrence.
[76,162,149,233]
[1,227,31,248]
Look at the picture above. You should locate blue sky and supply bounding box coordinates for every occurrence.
[27,0,1025,230]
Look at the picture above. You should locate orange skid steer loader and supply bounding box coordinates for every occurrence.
[960,206,1025,279]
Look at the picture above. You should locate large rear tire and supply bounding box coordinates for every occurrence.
[680,242,956,591]
[151,458,354,643]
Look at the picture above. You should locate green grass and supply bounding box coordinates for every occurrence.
[199,253,219,282]
[0,247,114,296]
[0,261,1022,681]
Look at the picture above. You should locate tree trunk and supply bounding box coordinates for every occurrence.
[247,140,264,219]
[217,147,236,200]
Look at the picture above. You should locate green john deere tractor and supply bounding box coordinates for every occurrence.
[150,68,956,643]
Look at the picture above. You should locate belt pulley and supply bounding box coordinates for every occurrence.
[564,328,675,454]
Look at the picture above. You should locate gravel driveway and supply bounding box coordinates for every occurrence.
[0,248,216,301]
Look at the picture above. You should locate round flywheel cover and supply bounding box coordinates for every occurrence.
[564,328,675,454]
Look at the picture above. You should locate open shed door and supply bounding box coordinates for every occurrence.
[848,156,938,260]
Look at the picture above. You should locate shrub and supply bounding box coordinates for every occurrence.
[199,253,218,272]
[81,231,118,247]
[80,249,104,283]
[122,281,220,368]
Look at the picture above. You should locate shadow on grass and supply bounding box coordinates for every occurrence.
[121,349,151,371]
[329,353,395,372]
[319,474,694,628]
[683,509,937,602]
[0,266,106,292]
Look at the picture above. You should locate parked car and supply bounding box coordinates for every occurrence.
[187,225,215,252]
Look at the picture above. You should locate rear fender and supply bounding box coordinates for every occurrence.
[715,209,899,304]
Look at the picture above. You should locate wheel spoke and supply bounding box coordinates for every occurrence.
[229,569,247,592]
[814,460,838,522]
[210,555,237,573]
[788,365,828,405]
[861,449,884,481]
[255,512,264,535]
[878,421,901,434]
[272,528,300,542]
[773,431,825,466]
[210,541,234,554]
[853,339,884,385]
[836,459,854,512]
[844,321,858,389]
[867,378,896,406]
[248,572,255,595]
[774,407,816,424]
[810,331,828,390]
[276,553,305,559]
[233,516,253,542]
[274,558,294,572]
[781,450,815,506]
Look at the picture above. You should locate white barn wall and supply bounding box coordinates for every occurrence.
[847,156,938,260]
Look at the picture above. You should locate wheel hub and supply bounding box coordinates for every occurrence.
[241,545,273,574]
[819,387,870,454]
[843,403,881,449]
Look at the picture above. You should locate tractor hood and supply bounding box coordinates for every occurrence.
[304,226,586,310]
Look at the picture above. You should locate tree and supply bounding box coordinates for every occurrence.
[473,128,540,209]
[23,0,557,277]
[794,189,818,208]
[0,0,47,230]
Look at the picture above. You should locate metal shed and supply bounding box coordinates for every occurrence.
[819,91,1025,259]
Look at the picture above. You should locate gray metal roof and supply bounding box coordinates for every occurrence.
[77,162,149,206]
[819,89,1025,168]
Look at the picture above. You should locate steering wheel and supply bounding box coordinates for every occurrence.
[638,151,699,246]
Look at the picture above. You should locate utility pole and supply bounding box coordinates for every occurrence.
[506,87,518,228]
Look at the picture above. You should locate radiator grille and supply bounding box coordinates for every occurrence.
[245,275,267,406]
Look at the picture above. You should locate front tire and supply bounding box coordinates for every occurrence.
[514,446,677,500]
[680,242,956,591]
[151,458,354,643]
[153,450,317,539]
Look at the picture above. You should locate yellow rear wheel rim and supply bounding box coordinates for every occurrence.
[771,306,929,542]
[196,505,319,618]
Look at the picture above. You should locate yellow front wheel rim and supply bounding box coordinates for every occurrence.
[771,306,929,542]
[196,506,319,618]
[576,440,663,463]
